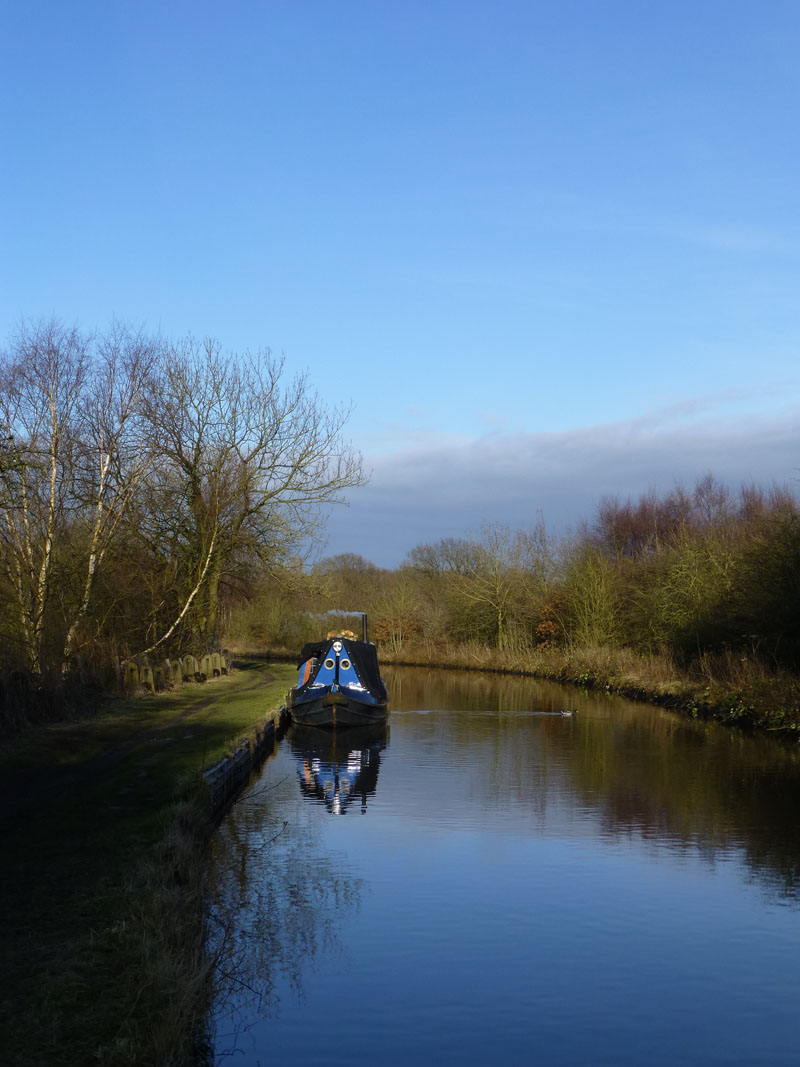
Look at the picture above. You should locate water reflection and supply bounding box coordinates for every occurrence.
[383,665,800,899]
[290,724,388,814]
[207,667,800,1066]
[205,747,363,1061]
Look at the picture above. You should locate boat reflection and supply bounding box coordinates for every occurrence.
[289,724,388,814]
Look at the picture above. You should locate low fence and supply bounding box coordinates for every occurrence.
[117,651,229,693]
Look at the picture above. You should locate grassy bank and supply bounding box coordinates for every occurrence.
[0,660,295,1067]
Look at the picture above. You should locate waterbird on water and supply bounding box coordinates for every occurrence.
[560,709,577,717]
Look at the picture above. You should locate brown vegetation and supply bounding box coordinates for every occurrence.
[225,479,800,732]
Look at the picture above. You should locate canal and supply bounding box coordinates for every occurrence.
[205,665,800,1066]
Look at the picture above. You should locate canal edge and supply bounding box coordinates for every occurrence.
[202,702,291,816]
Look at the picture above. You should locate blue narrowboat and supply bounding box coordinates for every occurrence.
[287,619,388,728]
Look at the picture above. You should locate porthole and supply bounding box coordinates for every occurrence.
[340,658,351,670]
[324,658,335,669]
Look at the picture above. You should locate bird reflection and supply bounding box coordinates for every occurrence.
[290,724,388,814]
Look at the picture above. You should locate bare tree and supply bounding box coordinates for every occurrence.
[135,338,365,651]
[0,320,88,675]
[62,325,159,667]
[408,522,552,650]
[0,321,163,675]
[0,322,365,671]
[371,571,421,654]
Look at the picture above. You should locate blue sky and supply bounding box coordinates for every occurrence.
[2,1,799,564]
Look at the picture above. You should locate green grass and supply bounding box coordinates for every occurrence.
[0,660,295,1067]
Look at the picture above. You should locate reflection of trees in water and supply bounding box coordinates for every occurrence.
[204,774,362,1060]
[384,665,800,900]
[567,715,800,901]
[384,664,576,714]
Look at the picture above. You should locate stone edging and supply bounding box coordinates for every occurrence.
[202,704,290,814]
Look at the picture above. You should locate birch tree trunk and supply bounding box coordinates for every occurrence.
[0,321,88,676]
[61,327,157,669]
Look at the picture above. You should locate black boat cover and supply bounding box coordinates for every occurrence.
[297,641,328,667]
[297,638,387,702]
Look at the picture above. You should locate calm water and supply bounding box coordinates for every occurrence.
[206,666,800,1066]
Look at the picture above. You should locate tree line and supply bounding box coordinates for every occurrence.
[0,319,363,691]
[4,318,798,722]
[233,474,800,681]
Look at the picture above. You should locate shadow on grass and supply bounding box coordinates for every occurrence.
[0,662,295,1067]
